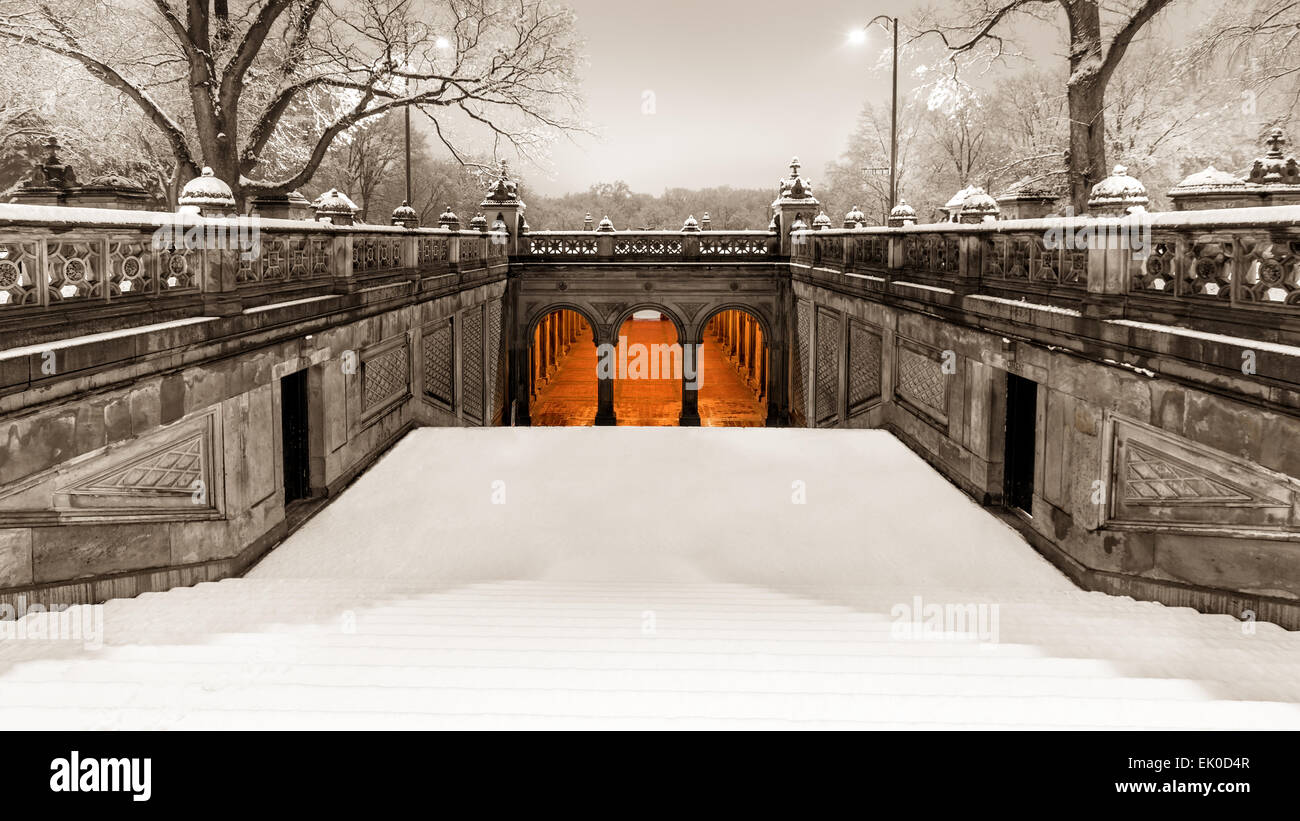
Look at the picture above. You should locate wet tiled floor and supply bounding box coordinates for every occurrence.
[530,319,765,426]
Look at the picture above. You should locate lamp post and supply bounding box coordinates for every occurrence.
[849,16,899,215]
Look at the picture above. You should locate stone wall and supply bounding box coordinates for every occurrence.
[0,279,507,610]
[791,278,1300,629]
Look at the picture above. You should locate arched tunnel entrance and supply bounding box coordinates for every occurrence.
[527,307,767,426]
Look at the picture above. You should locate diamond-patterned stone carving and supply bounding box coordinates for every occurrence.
[362,343,409,411]
[896,343,947,421]
[794,300,811,425]
[848,321,882,411]
[815,308,840,425]
[423,317,454,406]
[1104,416,1298,533]
[1123,443,1253,504]
[74,435,203,495]
[486,299,503,421]
[462,305,485,423]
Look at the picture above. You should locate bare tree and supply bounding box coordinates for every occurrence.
[0,0,584,206]
[914,0,1174,210]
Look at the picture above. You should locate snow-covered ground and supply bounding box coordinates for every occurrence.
[2,427,1299,729]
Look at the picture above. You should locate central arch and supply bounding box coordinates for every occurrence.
[608,305,688,426]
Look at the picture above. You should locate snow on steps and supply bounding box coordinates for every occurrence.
[1,428,1299,730]
[1,578,1299,730]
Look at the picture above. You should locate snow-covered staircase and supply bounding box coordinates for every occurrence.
[1,578,1298,729]
[2,428,1298,729]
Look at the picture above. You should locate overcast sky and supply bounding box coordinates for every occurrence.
[513,0,1037,196]
[501,0,1202,197]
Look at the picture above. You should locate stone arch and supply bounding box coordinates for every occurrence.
[525,302,601,345]
[608,302,688,346]
[694,302,774,345]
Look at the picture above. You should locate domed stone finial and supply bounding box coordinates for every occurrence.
[179,166,237,215]
[596,215,615,232]
[1088,165,1149,216]
[812,210,832,230]
[888,199,917,227]
[843,204,866,228]
[469,212,488,232]
[438,205,460,229]
[310,187,359,225]
[391,200,418,228]
[957,187,1000,223]
[682,214,701,232]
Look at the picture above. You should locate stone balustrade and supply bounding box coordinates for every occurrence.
[791,206,1300,346]
[0,203,506,348]
[522,230,777,262]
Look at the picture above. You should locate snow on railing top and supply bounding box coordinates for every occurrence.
[0,202,504,315]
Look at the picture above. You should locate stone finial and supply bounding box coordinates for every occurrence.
[180,167,238,216]
[583,212,594,231]
[391,200,419,228]
[790,215,809,233]
[888,199,917,227]
[682,214,701,232]
[768,214,778,232]
[812,210,832,230]
[438,205,460,229]
[1248,127,1300,186]
[701,212,711,230]
[844,204,866,228]
[941,184,980,222]
[1088,165,1149,216]
[469,212,488,232]
[309,187,358,224]
[957,187,1000,223]
[482,158,522,206]
[596,215,615,232]
[776,155,817,202]
[26,136,78,190]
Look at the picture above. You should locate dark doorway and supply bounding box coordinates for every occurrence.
[1004,372,1037,515]
[281,369,311,504]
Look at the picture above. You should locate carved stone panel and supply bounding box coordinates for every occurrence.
[0,408,223,525]
[815,307,841,426]
[462,304,485,424]
[486,299,503,422]
[360,336,411,424]
[1105,415,1299,533]
[422,316,455,408]
[895,339,949,426]
[848,320,882,413]
[793,299,811,425]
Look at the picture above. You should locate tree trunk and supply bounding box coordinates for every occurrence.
[1062,0,1107,213]
[1066,75,1106,212]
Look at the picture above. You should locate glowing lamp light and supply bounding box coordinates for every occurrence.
[847,28,868,46]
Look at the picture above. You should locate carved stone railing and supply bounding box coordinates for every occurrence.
[521,230,777,262]
[0,203,505,349]
[791,205,1300,344]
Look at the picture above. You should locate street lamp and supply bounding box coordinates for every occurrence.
[403,37,454,209]
[849,16,899,215]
